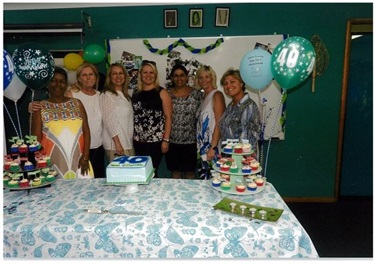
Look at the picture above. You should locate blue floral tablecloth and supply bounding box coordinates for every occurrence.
[3,179,319,258]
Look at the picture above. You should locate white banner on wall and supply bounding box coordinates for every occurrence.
[108,35,286,140]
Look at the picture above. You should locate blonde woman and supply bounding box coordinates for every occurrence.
[66,63,105,178]
[219,68,261,157]
[100,63,134,162]
[195,65,226,180]
[131,60,172,177]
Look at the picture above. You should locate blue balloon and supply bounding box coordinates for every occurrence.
[3,50,15,90]
[239,48,273,91]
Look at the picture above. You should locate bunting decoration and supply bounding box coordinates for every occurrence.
[143,38,224,55]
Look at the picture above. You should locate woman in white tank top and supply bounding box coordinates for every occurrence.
[66,63,105,178]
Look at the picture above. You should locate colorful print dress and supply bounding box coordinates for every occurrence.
[196,90,219,179]
[39,98,93,179]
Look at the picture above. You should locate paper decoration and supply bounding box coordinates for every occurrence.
[143,38,224,55]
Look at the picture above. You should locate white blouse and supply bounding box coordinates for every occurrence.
[72,90,103,149]
[99,91,134,151]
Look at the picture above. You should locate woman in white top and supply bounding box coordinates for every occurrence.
[99,63,134,162]
[195,65,226,180]
[66,63,105,178]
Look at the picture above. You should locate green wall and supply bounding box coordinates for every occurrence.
[4,3,373,199]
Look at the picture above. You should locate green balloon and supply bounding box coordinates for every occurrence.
[83,44,105,64]
[271,36,316,90]
[12,42,55,90]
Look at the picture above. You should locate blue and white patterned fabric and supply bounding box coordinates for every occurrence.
[3,179,319,259]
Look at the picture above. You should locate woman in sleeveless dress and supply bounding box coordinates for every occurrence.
[195,66,226,180]
[31,67,91,179]
[132,60,172,177]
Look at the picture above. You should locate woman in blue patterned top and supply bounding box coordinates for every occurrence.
[165,64,203,179]
[219,68,261,156]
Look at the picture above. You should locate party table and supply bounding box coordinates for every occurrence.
[3,178,319,258]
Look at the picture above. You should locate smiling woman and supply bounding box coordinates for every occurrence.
[31,67,92,179]
[100,63,134,162]
[219,68,261,158]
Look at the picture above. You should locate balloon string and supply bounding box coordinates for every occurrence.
[3,102,20,138]
[29,89,35,135]
[258,91,264,167]
[263,90,285,178]
[14,101,23,139]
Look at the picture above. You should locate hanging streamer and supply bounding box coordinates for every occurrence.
[143,37,224,55]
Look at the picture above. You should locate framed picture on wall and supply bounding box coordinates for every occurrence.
[164,9,178,28]
[215,7,230,27]
[189,8,203,28]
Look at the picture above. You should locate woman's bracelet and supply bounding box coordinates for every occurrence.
[162,138,170,143]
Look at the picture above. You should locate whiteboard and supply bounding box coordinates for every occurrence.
[108,35,286,140]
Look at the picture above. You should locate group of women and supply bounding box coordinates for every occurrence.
[30,60,260,180]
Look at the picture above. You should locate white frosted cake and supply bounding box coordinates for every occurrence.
[106,156,154,184]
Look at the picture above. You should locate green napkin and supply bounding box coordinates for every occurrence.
[213,197,284,222]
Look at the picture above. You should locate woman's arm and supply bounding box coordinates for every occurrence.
[160,89,173,153]
[99,93,123,154]
[31,109,42,142]
[65,89,73,98]
[207,90,226,160]
[28,101,42,113]
[77,99,91,175]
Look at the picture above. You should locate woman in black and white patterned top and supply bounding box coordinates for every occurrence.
[132,60,172,177]
[165,64,203,179]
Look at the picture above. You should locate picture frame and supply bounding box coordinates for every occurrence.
[189,8,203,28]
[215,7,230,27]
[164,9,178,28]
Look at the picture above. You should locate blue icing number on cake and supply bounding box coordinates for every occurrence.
[107,156,154,184]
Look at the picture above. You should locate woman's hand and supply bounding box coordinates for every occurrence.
[79,156,89,176]
[114,141,125,156]
[28,101,42,113]
[161,141,169,154]
[206,148,216,161]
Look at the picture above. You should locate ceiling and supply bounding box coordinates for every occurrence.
[3,2,171,10]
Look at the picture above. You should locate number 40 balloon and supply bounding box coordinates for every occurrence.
[271,36,316,90]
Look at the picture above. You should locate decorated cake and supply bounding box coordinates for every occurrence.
[106,156,154,184]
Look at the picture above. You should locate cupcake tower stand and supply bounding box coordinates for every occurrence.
[211,150,266,196]
[4,136,57,193]
[4,167,57,192]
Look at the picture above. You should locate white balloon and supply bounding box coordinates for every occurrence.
[4,74,27,102]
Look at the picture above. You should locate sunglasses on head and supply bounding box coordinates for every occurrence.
[141,60,157,67]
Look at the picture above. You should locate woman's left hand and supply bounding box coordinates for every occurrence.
[79,157,89,175]
[161,141,169,154]
[207,148,216,161]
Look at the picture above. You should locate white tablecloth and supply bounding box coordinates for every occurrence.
[3,178,319,258]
